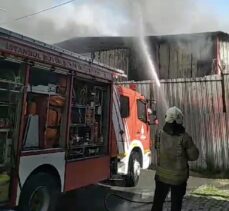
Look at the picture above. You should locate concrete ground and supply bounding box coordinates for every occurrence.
[56,170,229,211]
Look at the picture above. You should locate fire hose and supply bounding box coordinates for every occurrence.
[104,192,171,211]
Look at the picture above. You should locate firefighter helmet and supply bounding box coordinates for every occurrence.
[165,106,183,124]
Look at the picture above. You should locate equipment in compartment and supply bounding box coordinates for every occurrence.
[49,95,65,107]
[0,62,23,203]
[46,95,65,148]
[25,95,65,149]
[70,125,91,145]
[23,115,39,148]
[0,118,10,129]
[0,131,11,165]
[45,127,59,148]
[27,84,57,95]
[0,76,22,164]
[71,105,95,126]
[71,105,86,124]
[25,69,67,149]
[0,124,11,203]
[0,174,10,202]
[85,106,95,125]
[69,81,106,159]
[58,77,67,95]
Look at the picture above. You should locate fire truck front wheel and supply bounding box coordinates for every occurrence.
[126,151,141,187]
[18,172,60,211]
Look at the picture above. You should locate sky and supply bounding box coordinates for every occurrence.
[203,0,229,16]
[0,0,229,43]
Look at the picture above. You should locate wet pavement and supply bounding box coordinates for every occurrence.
[55,185,153,211]
[56,170,229,211]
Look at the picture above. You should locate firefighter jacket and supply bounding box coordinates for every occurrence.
[155,130,199,185]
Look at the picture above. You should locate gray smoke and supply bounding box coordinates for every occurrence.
[127,0,221,35]
[0,0,227,43]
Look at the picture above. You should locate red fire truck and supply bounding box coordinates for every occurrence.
[0,27,153,210]
[111,85,153,186]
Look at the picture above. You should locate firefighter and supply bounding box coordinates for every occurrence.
[151,106,199,211]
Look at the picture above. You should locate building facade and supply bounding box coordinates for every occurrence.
[56,31,229,80]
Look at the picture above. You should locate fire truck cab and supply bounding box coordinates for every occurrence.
[111,85,152,186]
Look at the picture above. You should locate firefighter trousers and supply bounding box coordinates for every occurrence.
[151,178,187,211]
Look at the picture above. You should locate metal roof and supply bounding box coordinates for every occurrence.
[55,31,229,53]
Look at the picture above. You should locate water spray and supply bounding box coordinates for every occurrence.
[132,2,160,87]
[131,1,169,111]
[138,36,161,87]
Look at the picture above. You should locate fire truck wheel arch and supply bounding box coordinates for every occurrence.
[23,164,61,189]
[127,140,145,167]
[129,147,143,167]
[128,140,152,170]
[17,152,65,205]
[118,140,145,175]
[18,172,60,211]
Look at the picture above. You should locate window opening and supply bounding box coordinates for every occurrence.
[137,100,147,123]
[120,95,130,118]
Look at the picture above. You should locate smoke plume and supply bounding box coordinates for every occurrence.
[0,0,227,43]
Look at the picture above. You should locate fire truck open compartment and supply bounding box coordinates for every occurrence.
[68,79,110,160]
[0,59,24,202]
[23,66,67,150]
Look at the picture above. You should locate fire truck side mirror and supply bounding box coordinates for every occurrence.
[147,108,157,116]
[147,108,152,115]
[148,117,159,125]
[148,109,158,125]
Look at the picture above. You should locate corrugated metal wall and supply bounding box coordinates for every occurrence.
[80,49,129,76]
[220,40,229,73]
[93,49,129,75]
[120,74,229,171]
[155,38,215,79]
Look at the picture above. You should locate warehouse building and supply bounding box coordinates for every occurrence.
[56,31,229,80]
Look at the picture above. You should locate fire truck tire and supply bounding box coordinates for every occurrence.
[18,172,60,211]
[126,151,141,187]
